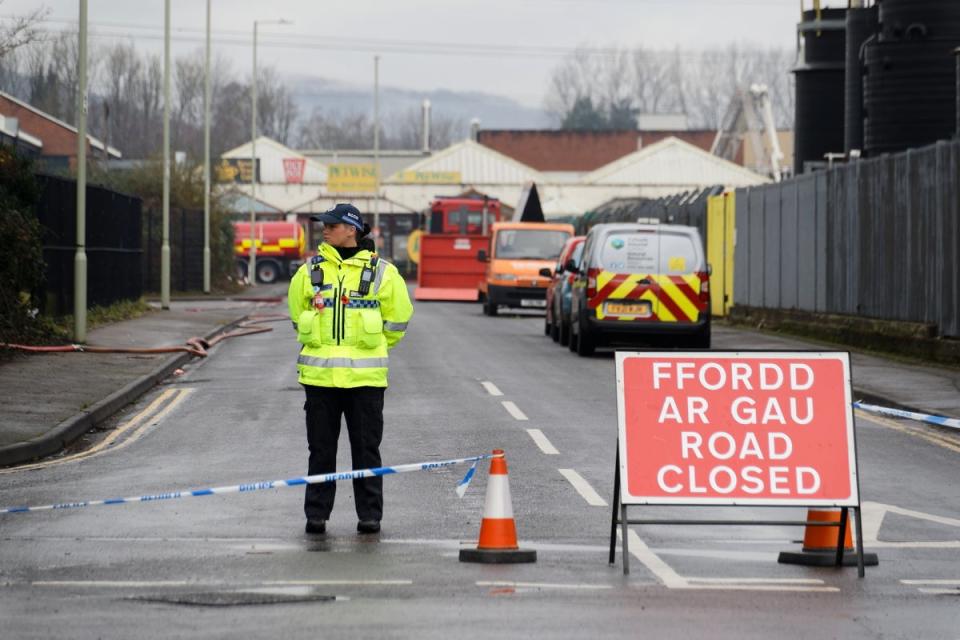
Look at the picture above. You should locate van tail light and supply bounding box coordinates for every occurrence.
[698,272,710,306]
[586,268,599,299]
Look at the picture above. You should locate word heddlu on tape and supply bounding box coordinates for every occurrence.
[616,352,858,506]
[1,453,498,515]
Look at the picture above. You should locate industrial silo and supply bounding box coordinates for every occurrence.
[863,0,960,156]
[844,4,878,153]
[793,7,847,173]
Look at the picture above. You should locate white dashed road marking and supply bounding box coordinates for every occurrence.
[526,429,559,454]
[480,381,503,396]
[501,400,528,421]
[559,469,607,506]
[477,581,613,591]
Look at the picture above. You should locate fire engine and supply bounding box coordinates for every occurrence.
[233,221,306,284]
[413,196,503,301]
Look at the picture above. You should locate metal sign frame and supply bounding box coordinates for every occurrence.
[609,350,868,578]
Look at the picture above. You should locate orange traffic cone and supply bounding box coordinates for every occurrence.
[459,450,537,564]
[778,509,878,567]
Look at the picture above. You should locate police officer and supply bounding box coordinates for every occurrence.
[288,203,413,535]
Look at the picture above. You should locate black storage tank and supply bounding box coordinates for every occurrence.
[794,8,847,173]
[845,5,878,153]
[863,0,960,156]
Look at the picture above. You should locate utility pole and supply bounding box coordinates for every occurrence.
[73,0,88,342]
[248,19,291,285]
[373,55,380,248]
[161,0,171,309]
[203,0,212,294]
[249,20,258,287]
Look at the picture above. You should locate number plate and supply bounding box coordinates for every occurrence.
[605,301,652,317]
[521,299,547,308]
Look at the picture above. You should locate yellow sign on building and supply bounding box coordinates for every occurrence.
[327,164,378,193]
[396,170,462,184]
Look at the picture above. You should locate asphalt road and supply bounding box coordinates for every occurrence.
[1,299,959,639]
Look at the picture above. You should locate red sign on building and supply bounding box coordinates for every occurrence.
[615,352,858,506]
[283,157,306,184]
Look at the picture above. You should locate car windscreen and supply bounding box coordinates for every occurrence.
[598,231,701,274]
[494,229,571,260]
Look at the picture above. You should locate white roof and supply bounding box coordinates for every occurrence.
[384,139,543,185]
[222,137,328,184]
[222,182,413,215]
[582,136,768,188]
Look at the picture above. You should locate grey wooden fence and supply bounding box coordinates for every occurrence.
[734,138,960,337]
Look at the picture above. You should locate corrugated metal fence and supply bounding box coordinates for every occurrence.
[734,139,960,337]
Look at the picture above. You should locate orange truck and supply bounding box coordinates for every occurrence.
[414,196,503,301]
[233,221,306,284]
[478,221,575,316]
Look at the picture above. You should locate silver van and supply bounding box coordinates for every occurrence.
[567,222,710,356]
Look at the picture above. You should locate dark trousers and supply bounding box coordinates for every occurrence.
[303,385,385,522]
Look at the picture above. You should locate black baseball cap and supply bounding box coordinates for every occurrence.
[311,203,364,231]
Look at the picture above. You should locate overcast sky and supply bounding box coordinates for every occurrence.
[4,0,849,108]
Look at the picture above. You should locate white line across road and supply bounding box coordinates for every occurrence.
[559,469,608,506]
[477,581,613,591]
[480,381,503,397]
[501,400,529,421]
[526,429,559,454]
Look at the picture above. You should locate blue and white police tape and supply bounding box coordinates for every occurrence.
[0,452,501,515]
[853,401,960,431]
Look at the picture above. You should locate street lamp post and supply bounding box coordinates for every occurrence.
[74,0,88,342]
[203,0,212,294]
[161,0,171,309]
[373,55,380,248]
[249,18,291,286]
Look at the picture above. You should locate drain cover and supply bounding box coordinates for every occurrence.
[132,591,337,607]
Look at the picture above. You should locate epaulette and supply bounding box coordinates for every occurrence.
[310,255,325,265]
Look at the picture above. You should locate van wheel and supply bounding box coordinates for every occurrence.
[568,322,578,352]
[544,314,552,336]
[551,316,561,342]
[577,326,596,357]
[483,301,498,316]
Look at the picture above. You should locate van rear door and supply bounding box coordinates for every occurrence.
[595,229,704,323]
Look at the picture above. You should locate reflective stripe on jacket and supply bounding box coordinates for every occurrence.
[288,243,413,388]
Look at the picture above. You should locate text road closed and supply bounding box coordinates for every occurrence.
[616,352,858,506]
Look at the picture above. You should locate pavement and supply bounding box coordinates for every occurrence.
[0,284,289,467]
[1,294,957,468]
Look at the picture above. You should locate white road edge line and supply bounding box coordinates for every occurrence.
[917,588,960,595]
[262,580,413,586]
[501,400,528,421]
[558,469,608,506]
[477,581,613,590]
[901,579,960,585]
[29,579,413,588]
[481,381,503,397]
[526,429,559,454]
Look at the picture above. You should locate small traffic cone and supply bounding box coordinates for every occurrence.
[778,509,878,567]
[459,449,537,564]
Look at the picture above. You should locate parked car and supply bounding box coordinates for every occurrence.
[568,222,710,356]
[542,235,585,345]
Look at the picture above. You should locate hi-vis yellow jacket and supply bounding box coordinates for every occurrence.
[288,243,413,388]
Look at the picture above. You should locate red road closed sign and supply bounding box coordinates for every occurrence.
[616,352,859,506]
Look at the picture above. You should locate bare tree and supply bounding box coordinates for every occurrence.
[546,44,797,130]
[0,2,48,59]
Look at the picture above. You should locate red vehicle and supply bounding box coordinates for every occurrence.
[543,235,585,344]
[414,196,503,301]
[233,221,306,284]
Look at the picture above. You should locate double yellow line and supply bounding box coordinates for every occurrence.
[1,387,194,474]
[855,409,960,454]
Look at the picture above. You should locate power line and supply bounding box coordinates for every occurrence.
[17,20,791,62]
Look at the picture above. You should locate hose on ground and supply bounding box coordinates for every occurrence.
[1,314,289,358]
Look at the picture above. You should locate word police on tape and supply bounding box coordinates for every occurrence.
[615,351,858,506]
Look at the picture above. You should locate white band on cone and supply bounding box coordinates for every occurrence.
[482,474,514,519]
